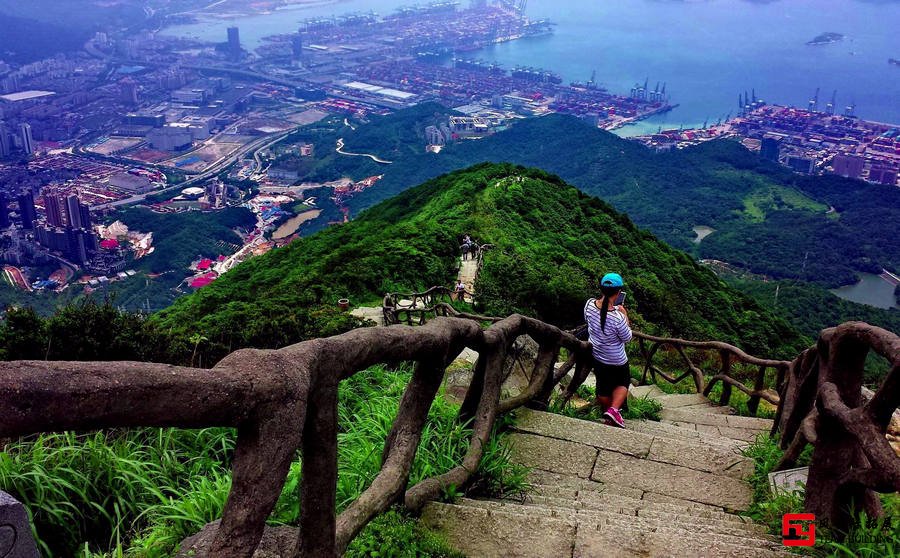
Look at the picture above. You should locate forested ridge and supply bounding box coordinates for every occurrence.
[152,163,806,362]
[321,111,899,289]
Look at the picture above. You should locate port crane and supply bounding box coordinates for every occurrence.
[826,90,837,115]
[809,87,819,112]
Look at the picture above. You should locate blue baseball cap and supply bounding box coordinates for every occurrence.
[600,273,624,288]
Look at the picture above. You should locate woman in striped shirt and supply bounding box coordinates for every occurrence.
[584,272,633,428]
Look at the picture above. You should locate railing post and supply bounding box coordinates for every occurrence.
[299,378,340,558]
[803,328,882,534]
[747,365,767,416]
[638,338,649,384]
[527,343,562,411]
[459,353,487,424]
[718,350,732,407]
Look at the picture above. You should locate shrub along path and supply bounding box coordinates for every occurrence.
[422,389,789,557]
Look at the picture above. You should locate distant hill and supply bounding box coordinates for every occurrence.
[0,1,148,63]
[320,113,899,290]
[0,14,89,64]
[154,163,806,362]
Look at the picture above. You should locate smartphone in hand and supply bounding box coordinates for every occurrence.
[614,292,627,306]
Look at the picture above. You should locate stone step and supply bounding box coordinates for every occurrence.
[525,472,732,514]
[590,447,753,511]
[509,432,752,511]
[628,384,665,399]
[495,490,760,530]
[626,418,748,451]
[422,502,790,558]
[678,403,735,415]
[662,420,765,444]
[573,518,790,558]
[526,484,750,524]
[649,393,718,408]
[456,498,771,542]
[661,409,774,431]
[660,409,773,444]
[421,500,576,558]
[511,410,753,480]
[349,306,384,326]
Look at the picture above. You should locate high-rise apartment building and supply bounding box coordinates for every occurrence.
[20,123,34,155]
[227,27,241,59]
[120,79,140,106]
[0,121,10,157]
[43,190,66,228]
[0,193,10,229]
[17,190,36,229]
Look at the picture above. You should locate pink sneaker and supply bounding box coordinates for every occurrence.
[603,407,625,428]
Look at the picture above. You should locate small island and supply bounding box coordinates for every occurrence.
[807,32,844,46]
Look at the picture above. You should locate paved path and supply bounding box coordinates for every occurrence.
[423,388,787,557]
[457,254,478,303]
[335,138,393,164]
[350,305,385,326]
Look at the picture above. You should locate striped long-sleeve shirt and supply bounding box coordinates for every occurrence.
[584,298,633,365]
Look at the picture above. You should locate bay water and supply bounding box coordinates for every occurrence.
[162,0,900,134]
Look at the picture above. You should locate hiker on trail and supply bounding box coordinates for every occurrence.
[461,242,470,261]
[583,272,633,428]
[454,280,466,300]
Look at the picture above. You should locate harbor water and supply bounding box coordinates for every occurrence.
[162,0,900,133]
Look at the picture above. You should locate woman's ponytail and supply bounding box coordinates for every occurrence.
[600,294,609,333]
[598,285,620,333]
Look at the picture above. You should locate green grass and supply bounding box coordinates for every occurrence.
[0,428,236,557]
[0,365,528,557]
[346,509,464,558]
[291,202,314,213]
[743,434,899,557]
[742,184,828,223]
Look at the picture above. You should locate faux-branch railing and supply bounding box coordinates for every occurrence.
[1,309,896,553]
[772,322,900,534]
[633,332,789,416]
[383,297,900,535]
[0,315,590,558]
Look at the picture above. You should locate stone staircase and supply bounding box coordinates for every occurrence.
[458,255,478,303]
[421,387,789,557]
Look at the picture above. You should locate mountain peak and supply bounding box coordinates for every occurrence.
[154,163,805,363]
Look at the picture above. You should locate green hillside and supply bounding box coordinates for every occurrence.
[725,278,900,340]
[154,163,806,363]
[324,113,898,289]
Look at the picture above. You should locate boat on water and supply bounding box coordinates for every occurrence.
[890,58,900,67]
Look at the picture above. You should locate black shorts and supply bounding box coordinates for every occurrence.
[592,360,631,397]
